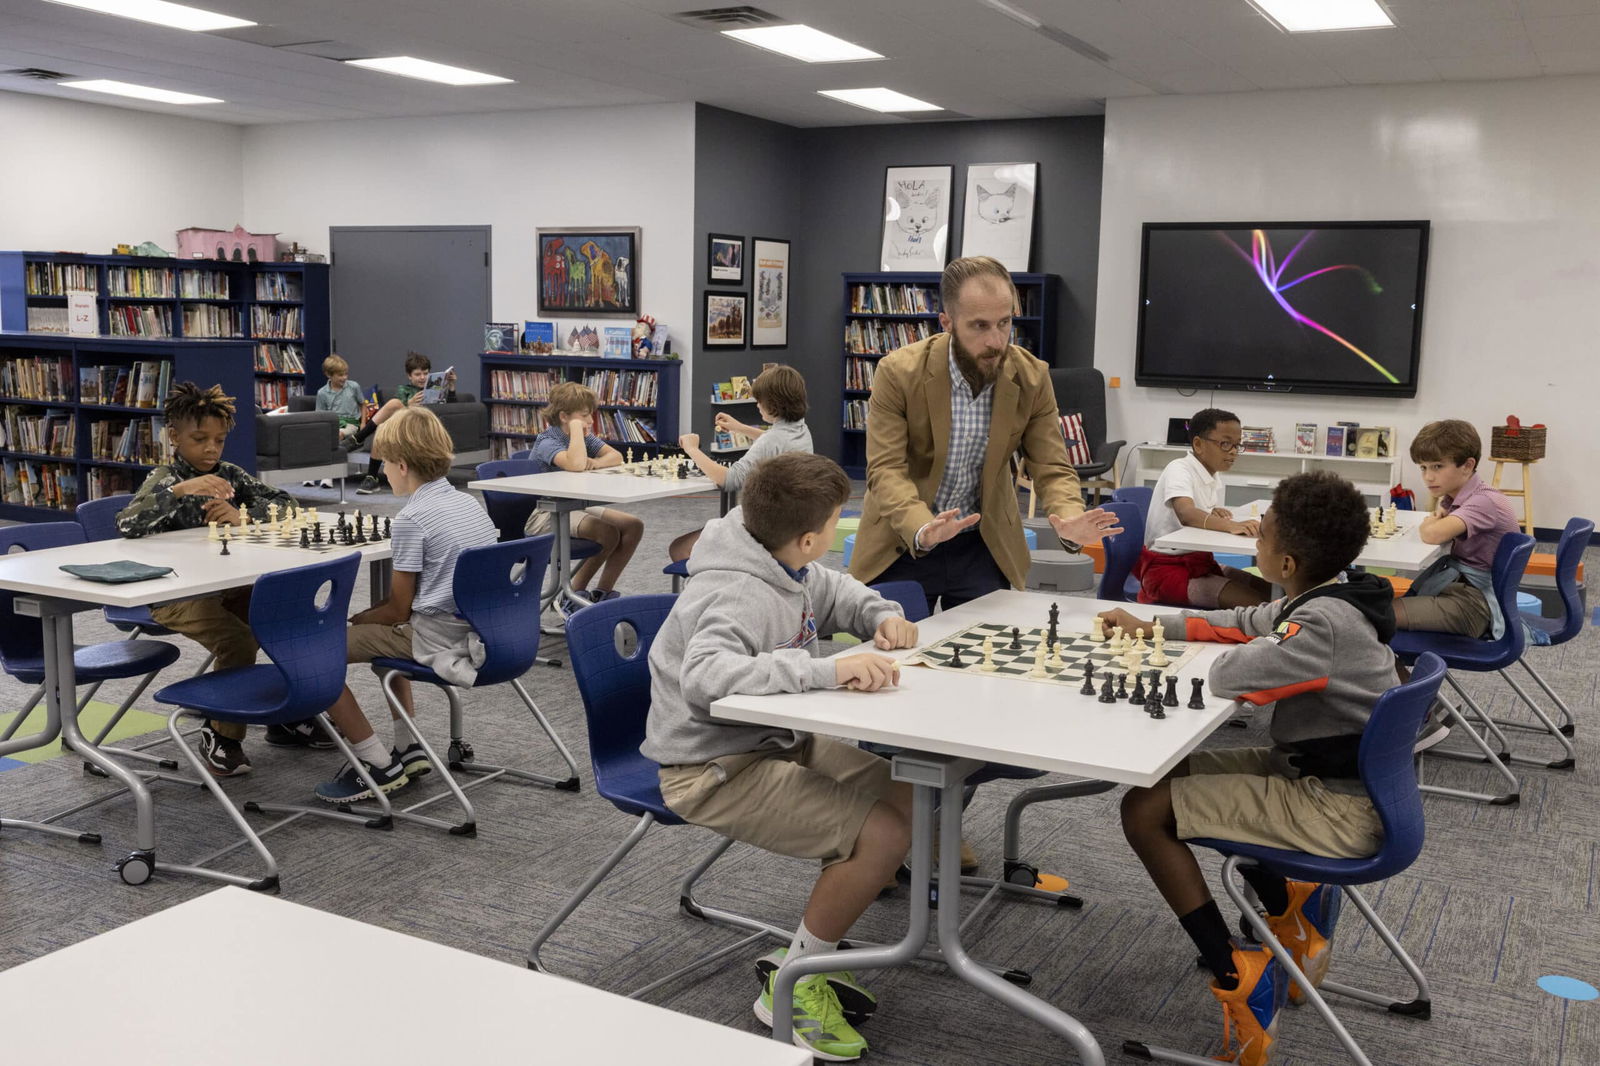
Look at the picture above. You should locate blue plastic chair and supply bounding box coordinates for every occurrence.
[1129,653,1446,1066]
[662,557,690,592]
[0,522,182,847]
[1512,517,1592,741]
[477,458,602,620]
[151,552,366,890]
[1097,500,1145,602]
[1111,484,1152,517]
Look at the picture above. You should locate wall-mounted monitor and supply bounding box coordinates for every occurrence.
[1135,221,1430,398]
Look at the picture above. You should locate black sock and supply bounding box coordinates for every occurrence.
[1180,900,1239,989]
[1240,866,1290,916]
[365,457,381,479]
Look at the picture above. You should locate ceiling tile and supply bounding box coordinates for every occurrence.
[1525,12,1600,50]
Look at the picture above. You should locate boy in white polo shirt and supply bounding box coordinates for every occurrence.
[1137,408,1272,609]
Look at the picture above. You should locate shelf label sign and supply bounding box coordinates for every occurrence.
[68,290,97,335]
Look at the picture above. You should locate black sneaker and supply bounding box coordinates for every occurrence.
[197,726,251,777]
[392,742,432,779]
[314,758,409,804]
[355,476,382,495]
[265,720,337,750]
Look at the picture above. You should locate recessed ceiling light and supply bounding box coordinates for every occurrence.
[722,24,882,63]
[60,78,222,104]
[818,88,943,113]
[42,0,254,32]
[345,56,513,86]
[1246,0,1393,32]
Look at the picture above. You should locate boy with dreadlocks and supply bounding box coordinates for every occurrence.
[117,382,310,777]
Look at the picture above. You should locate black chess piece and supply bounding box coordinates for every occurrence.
[1079,661,1095,696]
[1115,673,1128,700]
[313,522,323,545]
[1146,695,1166,720]
[1129,671,1147,705]
[337,510,347,530]
[1098,674,1117,704]
[1009,627,1021,650]
[300,527,310,550]
[1047,602,1059,649]
[354,521,367,544]
[949,644,965,668]
[1163,675,1179,708]
[383,517,391,538]
[370,514,380,540]
[218,536,230,556]
[1188,678,1206,710]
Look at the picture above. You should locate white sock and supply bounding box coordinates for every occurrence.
[391,715,416,751]
[351,734,389,768]
[787,919,839,962]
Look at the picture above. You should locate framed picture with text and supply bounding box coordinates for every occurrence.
[706,233,744,285]
[880,164,951,271]
[751,237,789,348]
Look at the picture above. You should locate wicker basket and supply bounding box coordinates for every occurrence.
[1490,425,1546,461]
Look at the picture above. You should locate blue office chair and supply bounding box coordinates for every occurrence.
[1111,484,1152,516]
[151,553,369,890]
[1097,500,1145,602]
[0,522,182,847]
[662,557,690,592]
[1390,533,1540,803]
[1512,517,1594,739]
[1127,652,1446,1066]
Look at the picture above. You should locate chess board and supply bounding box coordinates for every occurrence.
[906,622,1202,687]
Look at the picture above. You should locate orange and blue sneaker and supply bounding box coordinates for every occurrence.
[1268,880,1343,1004]
[1210,943,1288,1066]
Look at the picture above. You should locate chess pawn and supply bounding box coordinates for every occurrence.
[1132,631,1148,655]
[1030,639,1048,678]
[979,637,998,672]
[1050,641,1062,668]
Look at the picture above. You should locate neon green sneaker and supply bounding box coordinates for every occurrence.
[753,969,869,1062]
[755,947,877,1025]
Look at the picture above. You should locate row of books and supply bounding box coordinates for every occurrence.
[1239,427,1276,454]
[844,357,877,391]
[85,466,142,500]
[89,417,169,465]
[1,356,73,401]
[1,405,75,457]
[255,379,302,410]
[254,342,306,373]
[843,399,869,430]
[178,271,232,299]
[489,404,550,436]
[181,305,242,338]
[251,306,302,338]
[710,376,753,402]
[107,304,173,338]
[845,319,935,355]
[255,274,303,301]
[107,267,176,298]
[713,429,754,452]
[1320,422,1395,459]
[581,369,659,406]
[598,410,658,444]
[25,262,97,296]
[26,306,69,333]
[80,361,172,409]
[849,284,938,315]
[2,458,77,511]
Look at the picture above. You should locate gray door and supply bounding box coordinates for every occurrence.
[329,226,491,399]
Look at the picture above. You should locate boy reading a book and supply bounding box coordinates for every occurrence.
[348,351,457,495]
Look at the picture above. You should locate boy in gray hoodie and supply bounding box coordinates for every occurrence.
[642,452,917,1062]
[1100,472,1395,1066]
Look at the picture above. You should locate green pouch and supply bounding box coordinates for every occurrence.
[59,561,175,584]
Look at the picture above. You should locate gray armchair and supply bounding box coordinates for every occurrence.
[255,407,347,494]
[1048,367,1125,504]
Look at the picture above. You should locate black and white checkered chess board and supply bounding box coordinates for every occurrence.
[906,622,1201,687]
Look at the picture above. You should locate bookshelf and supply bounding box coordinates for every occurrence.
[839,271,1058,477]
[0,252,330,414]
[0,332,256,521]
[480,351,681,461]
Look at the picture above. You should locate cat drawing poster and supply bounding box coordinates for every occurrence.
[880,165,952,271]
[959,162,1038,271]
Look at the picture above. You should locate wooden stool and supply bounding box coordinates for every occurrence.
[1487,456,1537,537]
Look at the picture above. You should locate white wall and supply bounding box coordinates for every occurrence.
[239,103,697,431]
[1095,77,1600,530]
[0,92,242,254]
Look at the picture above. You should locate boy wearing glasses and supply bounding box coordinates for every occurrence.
[1137,408,1272,608]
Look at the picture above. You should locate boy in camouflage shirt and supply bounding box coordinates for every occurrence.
[117,382,305,777]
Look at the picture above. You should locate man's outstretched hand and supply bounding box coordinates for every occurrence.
[1049,508,1124,546]
[917,508,981,550]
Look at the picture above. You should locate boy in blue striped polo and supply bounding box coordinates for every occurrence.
[314,406,498,804]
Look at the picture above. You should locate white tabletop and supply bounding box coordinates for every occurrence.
[1152,504,1442,573]
[468,469,716,505]
[0,888,809,1066]
[712,589,1238,788]
[0,525,389,609]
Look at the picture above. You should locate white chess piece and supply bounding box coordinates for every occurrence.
[267,502,279,527]
[1149,619,1170,668]
[1111,625,1125,655]
[1091,615,1105,643]
[626,447,634,465]
[1030,639,1048,678]
[1133,631,1148,655]
[979,637,998,672]
[208,520,219,541]
[1050,641,1062,668]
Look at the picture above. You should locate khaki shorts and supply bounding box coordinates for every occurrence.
[1171,747,1382,859]
[346,622,414,663]
[524,504,609,537]
[1395,580,1492,637]
[659,736,895,867]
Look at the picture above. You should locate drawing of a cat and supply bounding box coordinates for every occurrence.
[892,181,942,237]
[975,182,1017,224]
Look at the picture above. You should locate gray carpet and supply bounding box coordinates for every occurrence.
[1,485,1596,1066]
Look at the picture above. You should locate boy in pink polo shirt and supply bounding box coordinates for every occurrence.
[1394,419,1520,639]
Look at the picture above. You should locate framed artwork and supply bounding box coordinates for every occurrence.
[880,164,952,271]
[751,237,790,348]
[707,233,744,285]
[703,291,747,348]
[538,227,639,316]
[959,162,1037,271]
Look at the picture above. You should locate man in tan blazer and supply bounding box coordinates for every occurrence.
[851,257,1121,610]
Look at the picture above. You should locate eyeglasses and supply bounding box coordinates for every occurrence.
[1197,437,1240,453]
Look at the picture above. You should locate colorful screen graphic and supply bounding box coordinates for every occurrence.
[1136,222,1429,397]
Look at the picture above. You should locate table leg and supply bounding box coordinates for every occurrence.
[367,557,392,607]
[538,500,581,623]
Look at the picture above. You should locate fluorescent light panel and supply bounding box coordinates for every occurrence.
[1247,0,1392,32]
[61,78,222,104]
[345,56,512,86]
[42,0,254,32]
[818,87,942,113]
[722,24,882,63]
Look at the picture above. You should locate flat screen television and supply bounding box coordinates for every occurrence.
[1135,221,1429,398]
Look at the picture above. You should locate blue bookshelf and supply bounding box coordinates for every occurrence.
[479,351,682,460]
[839,271,1058,478]
[0,332,255,521]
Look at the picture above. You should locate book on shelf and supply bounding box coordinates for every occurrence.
[25,261,97,295]
[489,368,554,402]
[523,321,556,352]
[178,270,231,299]
[848,283,939,315]
[602,326,633,360]
[490,403,547,436]
[713,428,754,451]
[181,303,242,338]
[843,399,869,430]
[106,266,174,298]
[844,319,934,354]
[254,342,306,373]
[254,273,303,301]
[86,466,143,500]
[730,375,752,400]
[2,457,77,511]
[26,306,69,333]
[254,378,299,410]
[1,355,73,401]
[251,306,302,339]
[1325,425,1346,457]
[483,323,519,354]
[1336,421,1359,457]
[844,357,877,390]
[1239,426,1275,453]
[1,405,75,456]
[1294,423,1317,455]
[107,303,173,338]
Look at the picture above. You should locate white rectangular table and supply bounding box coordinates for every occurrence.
[0,887,810,1066]
[0,525,392,876]
[1152,501,1442,574]
[711,588,1241,1065]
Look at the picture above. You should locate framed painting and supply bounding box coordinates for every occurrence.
[703,291,747,348]
[707,233,744,285]
[880,164,951,271]
[959,162,1037,271]
[538,227,639,315]
[751,237,790,348]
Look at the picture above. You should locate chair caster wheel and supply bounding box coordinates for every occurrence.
[114,850,154,885]
[447,741,474,768]
[84,762,108,778]
[1559,723,1576,737]
[1003,861,1039,887]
